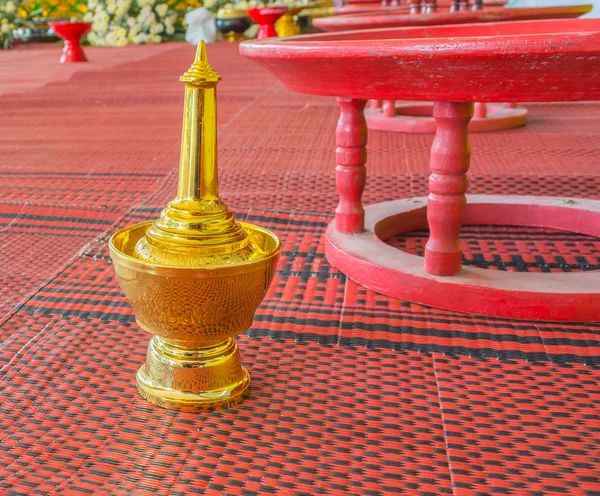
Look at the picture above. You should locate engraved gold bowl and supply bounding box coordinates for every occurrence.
[110,222,280,411]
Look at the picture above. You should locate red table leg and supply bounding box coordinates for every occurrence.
[410,0,422,14]
[382,100,396,118]
[335,97,368,233]
[473,102,487,118]
[424,101,473,276]
[423,0,438,13]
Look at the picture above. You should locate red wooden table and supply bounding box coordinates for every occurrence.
[320,0,504,16]
[241,19,600,321]
[314,4,591,30]
[315,6,592,133]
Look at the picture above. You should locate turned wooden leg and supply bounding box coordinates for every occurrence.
[425,102,473,276]
[450,0,460,12]
[335,97,368,233]
[368,99,382,109]
[473,102,487,118]
[410,0,422,14]
[382,100,396,118]
[424,0,437,13]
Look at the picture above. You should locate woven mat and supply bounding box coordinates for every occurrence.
[0,42,599,495]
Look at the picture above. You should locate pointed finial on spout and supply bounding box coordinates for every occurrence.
[181,41,221,86]
[196,40,207,63]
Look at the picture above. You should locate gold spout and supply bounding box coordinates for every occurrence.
[133,41,252,265]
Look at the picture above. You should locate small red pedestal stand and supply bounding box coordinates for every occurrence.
[49,22,92,64]
[241,19,600,321]
[247,7,288,39]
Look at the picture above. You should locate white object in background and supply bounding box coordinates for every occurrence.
[185,8,217,45]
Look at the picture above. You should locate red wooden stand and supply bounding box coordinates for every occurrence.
[247,7,288,39]
[241,20,600,321]
[49,22,92,64]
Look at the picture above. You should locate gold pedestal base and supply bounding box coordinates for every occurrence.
[224,32,245,42]
[136,336,251,412]
[276,13,301,37]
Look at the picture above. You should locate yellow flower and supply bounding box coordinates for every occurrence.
[0,23,9,34]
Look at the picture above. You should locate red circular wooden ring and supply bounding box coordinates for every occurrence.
[365,102,528,133]
[325,195,600,322]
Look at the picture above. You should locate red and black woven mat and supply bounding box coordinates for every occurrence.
[0,42,599,495]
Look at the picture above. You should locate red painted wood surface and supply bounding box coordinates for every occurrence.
[326,196,600,321]
[240,19,600,103]
[473,102,486,119]
[247,7,288,38]
[353,0,538,132]
[424,102,472,275]
[49,22,92,63]
[382,100,396,118]
[354,0,523,132]
[329,0,503,15]
[365,102,527,132]
[313,5,591,31]
[335,98,368,233]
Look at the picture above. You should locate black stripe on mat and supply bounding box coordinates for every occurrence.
[16,305,600,366]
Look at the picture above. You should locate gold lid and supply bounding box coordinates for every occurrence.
[179,41,221,86]
[133,42,260,267]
